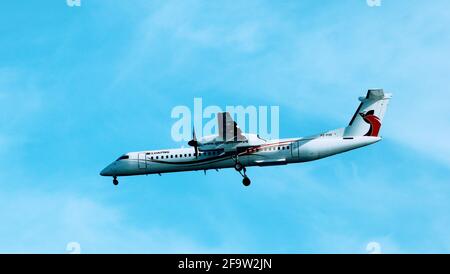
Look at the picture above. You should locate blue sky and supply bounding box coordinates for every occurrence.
[1,0,450,253]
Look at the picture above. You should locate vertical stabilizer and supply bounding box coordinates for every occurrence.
[344,89,392,137]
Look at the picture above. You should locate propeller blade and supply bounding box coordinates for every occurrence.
[188,127,199,158]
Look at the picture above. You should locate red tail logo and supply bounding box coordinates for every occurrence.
[360,110,381,137]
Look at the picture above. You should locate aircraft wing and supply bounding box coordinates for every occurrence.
[217,112,247,142]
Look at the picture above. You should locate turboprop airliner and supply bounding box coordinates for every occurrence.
[100,89,391,187]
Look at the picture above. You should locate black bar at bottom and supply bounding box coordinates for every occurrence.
[0,254,446,273]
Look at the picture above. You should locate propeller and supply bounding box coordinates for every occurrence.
[188,127,199,158]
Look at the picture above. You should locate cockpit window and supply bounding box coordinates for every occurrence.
[116,155,129,161]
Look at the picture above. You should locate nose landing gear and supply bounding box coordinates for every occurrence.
[113,176,119,186]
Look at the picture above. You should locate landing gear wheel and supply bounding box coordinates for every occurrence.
[113,177,119,186]
[233,156,251,187]
[242,176,251,187]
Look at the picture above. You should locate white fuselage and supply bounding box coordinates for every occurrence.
[100,136,381,177]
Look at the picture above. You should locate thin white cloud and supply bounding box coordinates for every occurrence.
[0,188,215,253]
[0,68,43,155]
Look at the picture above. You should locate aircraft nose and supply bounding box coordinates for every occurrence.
[100,163,115,176]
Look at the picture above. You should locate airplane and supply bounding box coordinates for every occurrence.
[100,89,391,187]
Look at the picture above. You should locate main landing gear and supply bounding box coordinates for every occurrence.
[242,176,251,187]
[234,161,251,187]
[113,176,119,186]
